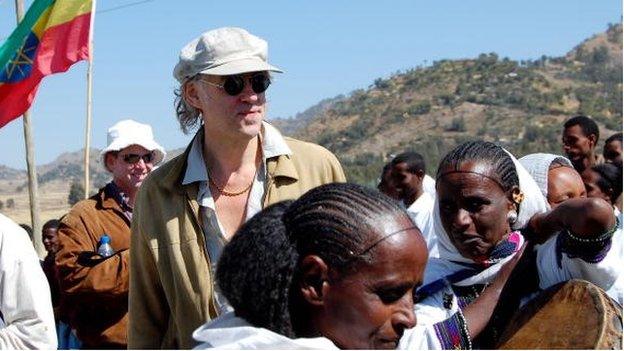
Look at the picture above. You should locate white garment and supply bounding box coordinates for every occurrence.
[418,149,619,325]
[193,312,448,350]
[193,312,338,349]
[518,153,572,201]
[605,208,623,305]
[520,153,623,305]
[423,174,436,198]
[417,231,620,325]
[0,213,57,349]
[406,191,438,258]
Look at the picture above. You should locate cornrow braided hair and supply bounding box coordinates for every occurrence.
[216,182,410,338]
[436,140,519,193]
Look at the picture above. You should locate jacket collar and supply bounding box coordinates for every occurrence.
[266,153,298,181]
[155,122,300,194]
[98,182,125,211]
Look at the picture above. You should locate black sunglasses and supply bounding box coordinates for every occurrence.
[121,152,154,164]
[203,73,271,96]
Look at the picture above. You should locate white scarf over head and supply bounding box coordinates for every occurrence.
[433,149,549,266]
[518,153,572,208]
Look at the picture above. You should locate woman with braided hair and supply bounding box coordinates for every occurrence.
[411,141,619,349]
[193,182,530,349]
[192,182,428,349]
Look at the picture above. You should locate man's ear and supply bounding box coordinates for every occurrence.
[183,81,203,110]
[588,133,598,149]
[605,186,614,201]
[299,255,329,307]
[104,152,115,173]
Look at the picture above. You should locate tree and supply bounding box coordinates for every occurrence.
[0,200,3,210]
[68,181,85,206]
[6,198,15,209]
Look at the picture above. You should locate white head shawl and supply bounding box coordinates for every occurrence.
[433,148,550,264]
[518,153,573,206]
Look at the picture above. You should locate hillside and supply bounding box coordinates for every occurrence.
[1,24,622,223]
[272,23,623,185]
[0,147,185,224]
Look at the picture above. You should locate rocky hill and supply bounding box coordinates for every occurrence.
[0,147,184,224]
[1,23,622,223]
[271,23,623,185]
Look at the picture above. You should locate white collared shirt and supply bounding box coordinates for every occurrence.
[0,214,57,349]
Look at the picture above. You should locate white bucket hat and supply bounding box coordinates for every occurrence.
[100,119,166,170]
[173,27,283,83]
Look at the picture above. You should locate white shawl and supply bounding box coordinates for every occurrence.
[518,152,572,204]
[430,150,549,285]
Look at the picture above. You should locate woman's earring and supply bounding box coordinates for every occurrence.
[507,210,518,224]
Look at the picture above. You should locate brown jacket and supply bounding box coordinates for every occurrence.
[128,134,346,349]
[56,185,131,348]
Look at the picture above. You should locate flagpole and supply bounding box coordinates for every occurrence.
[83,0,97,199]
[15,0,44,257]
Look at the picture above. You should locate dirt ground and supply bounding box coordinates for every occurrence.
[0,178,72,226]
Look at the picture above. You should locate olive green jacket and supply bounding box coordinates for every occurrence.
[128,133,345,349]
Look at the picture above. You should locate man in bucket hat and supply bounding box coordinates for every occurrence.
[56,119,164,348]
[129,27,345,348]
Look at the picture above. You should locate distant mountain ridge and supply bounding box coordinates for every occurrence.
[1,147,185,193]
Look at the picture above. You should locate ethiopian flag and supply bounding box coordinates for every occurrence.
[0,0,92,128]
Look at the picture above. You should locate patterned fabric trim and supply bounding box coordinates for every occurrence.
[477,231,522,267]
[452,284,483,310]
[433,311,472,350]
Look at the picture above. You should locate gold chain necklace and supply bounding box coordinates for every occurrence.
[207,168,254,197]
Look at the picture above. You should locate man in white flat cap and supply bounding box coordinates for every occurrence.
[129,27,345,349]
[56,119,165,349]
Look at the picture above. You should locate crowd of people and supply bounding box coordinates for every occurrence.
[0,26,622,350]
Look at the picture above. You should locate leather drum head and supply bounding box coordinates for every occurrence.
[497,279,622,349]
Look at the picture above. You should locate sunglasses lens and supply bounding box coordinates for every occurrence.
[142,153,154,163]
[123,153,153,164]
[251,74,270,94]
[123,154,140,164]
[223,76,245,96]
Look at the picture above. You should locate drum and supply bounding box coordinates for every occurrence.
[497,279,622,349]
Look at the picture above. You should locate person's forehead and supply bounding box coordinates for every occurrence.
[564,125,587,138]
[438,161,504,192]
[369,214,412,237]
[119,144,150,154]
[391,162,410,172]
[42,228,58,235]
[549,166,583,186]
[362,225,427,276]
[441,160,497,179]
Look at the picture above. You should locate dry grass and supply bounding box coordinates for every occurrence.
[0,178,71,225]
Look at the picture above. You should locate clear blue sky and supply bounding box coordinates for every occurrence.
[0,0,621,169]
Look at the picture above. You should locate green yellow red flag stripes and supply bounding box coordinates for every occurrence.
[0,0,93,128]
